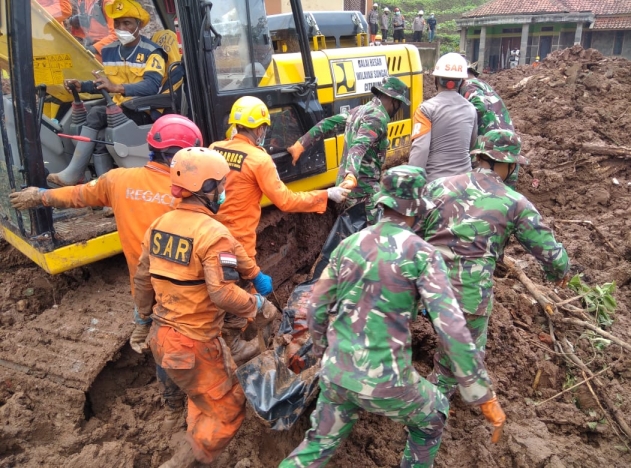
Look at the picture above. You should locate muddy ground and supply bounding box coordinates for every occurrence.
[2,45,631,467]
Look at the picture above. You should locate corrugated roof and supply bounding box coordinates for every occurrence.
[463,0,631,18]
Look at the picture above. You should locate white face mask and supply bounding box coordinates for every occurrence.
[115,28,137,46]
[256,127,267,147]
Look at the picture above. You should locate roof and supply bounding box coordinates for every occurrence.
[463,0,631,18]
[593,16,631,30]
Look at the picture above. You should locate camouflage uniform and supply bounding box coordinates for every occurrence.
[280,166,493,468]
[416,137,569,397]
[461,77,519,187]
[295,77,410,224]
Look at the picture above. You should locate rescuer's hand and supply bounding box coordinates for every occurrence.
[255,297,280,327]
[64,79,83,93]
[252,271,273,296]
[92,70,125,94]
[129,323,151,354]
[68,14,90,30]
[479,396,506,443]
[339,173,357,190]
[9,187,45,210]
[86,45,98,56]
[287,141,305,166]
[327,186,351,204]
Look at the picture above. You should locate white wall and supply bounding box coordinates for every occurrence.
[279,0,344,13]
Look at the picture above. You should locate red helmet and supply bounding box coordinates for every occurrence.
[147,115,203,149]
[394,7,400,12]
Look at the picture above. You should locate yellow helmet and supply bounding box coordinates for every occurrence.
[170,147,229,196]
[228,96,271,129]
[104,0,151,28]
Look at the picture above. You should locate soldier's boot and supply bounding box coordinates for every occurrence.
[158,443,196,468]
[222,327,261,366]
[47,127,98,186]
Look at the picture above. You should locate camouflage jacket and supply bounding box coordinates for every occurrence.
[298,97,390,198]
[460,78,514,137]
[417,168,569,316]
[308,216,492,404]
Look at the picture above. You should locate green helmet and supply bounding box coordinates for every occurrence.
[373,165,434,216]
[471,129,529,164]
[372,76,411,106]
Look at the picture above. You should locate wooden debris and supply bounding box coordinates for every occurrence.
[534,367,609,406]
[581,143,631,158]
[562,317,631,353]
[504,256,556,315]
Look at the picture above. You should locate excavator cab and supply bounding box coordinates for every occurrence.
[0,0,422,274]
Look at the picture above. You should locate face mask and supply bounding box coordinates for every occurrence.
[256,127,267,147]
[115,28,137,46]
[217,190,226,205]
[395,12,401,15]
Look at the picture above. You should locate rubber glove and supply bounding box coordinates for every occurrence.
[480,396,506,443]
[252,271,273,295]
[254,293,265,310]
[130,323,151,354]
[339,173,357,190]
[287,141,305,166]
[555,274,570,289]
[327,186,350,203]
[9,187,45,210]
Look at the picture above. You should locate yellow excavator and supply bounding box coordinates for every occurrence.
[0,0,422,396]
[0,0,422,275]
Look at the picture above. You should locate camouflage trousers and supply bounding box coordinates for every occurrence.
[344,181,382,225]
[427,313,489,398]
[279,378,448,468]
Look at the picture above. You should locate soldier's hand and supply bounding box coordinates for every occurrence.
[64,79,82,93]
[9,187,45,210]
[339,173,357,190]
[129,323,151,354]
[327,186,350,203]
[479,396,506,443]
[287,141,305,166]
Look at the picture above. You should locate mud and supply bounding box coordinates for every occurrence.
[2,45,631,467]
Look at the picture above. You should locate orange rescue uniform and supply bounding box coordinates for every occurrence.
[70,0,117,55]
[42,162,174,291]
[134,202,260,463]
[37,0,72,23]
[209,134,328,258]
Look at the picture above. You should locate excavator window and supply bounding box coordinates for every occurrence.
[210,0,278,91]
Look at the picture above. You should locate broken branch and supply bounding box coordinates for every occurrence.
[504,256,556,315]
[581,143,631,157]
[534,367,609,406]
[562,317,631,352]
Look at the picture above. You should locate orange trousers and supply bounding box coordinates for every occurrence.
[148,324,246,463]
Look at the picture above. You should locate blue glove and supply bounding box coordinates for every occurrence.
[254,293,265,310]
[133,306,152,325]
[252,271,273,295]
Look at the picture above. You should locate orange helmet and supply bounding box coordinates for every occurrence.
[228,96,271,129]
[170,147,229,196]
[147,115,203,149]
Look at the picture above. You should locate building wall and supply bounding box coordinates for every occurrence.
[266,0,345,14]
[622,31,631,59]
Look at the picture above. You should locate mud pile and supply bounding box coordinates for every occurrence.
[2,44,631,467]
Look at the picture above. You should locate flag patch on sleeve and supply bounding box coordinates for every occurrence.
[219,253,238,267]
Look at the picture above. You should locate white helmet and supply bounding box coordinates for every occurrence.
[373,3,378,7]
[383,7,389,11]
[418,10,424,15]
[432,53,468,79]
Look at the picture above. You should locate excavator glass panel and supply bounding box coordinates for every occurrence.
[211,0,282,91]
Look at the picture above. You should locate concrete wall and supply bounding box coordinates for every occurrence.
[592,31,616,56]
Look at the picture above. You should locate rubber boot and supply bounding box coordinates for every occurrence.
[159,442,196,468]
[222,327,261,366]
[47,127,98,186]
[93,152,114,177]
[162,405,184,432]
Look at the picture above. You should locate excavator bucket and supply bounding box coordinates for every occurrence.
[236,203,367,430]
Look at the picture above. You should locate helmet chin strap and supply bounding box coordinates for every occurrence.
[191,190,221,214]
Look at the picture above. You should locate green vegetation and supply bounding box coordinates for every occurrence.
[381,0,491,52]
[568,275,617,327]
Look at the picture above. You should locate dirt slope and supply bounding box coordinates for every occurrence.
[2,45,631,467]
